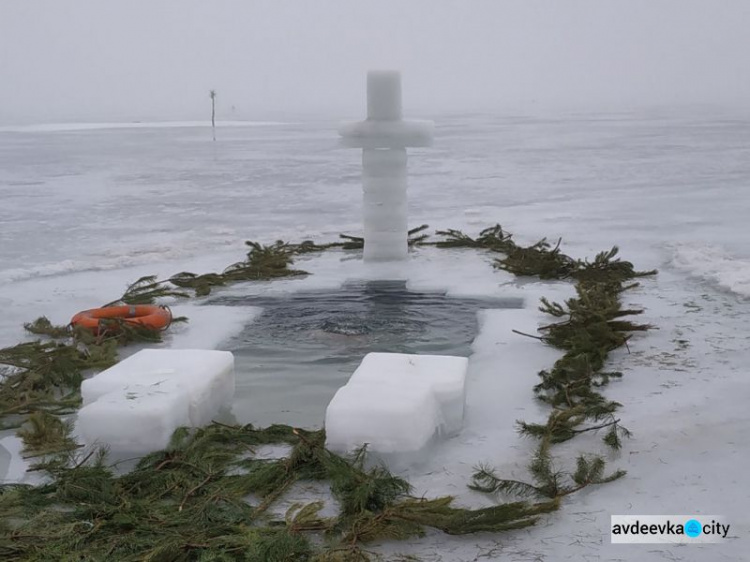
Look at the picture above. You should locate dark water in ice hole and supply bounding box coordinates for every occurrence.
[207,281,524,428]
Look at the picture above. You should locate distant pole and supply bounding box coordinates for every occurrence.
[209,90,217,141]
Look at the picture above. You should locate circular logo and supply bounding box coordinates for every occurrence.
[684,519,702,538]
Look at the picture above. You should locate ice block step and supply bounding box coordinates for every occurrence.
[325,380,442,454]
[324,352,469,456]
[77,380,191,452]
[348,352,468,433]
[81,348,234,426]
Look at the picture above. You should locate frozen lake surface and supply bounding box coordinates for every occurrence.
[1,111,749,560]
[2,111,750,286]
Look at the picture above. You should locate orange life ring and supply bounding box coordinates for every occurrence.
[70,305,172,333]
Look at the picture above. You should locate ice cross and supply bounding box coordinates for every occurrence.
[340,71,434,261]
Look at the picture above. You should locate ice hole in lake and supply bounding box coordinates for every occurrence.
[207,281,523,428]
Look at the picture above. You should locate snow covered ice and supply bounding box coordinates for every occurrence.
[78,349,234,451]
[2,111,750,561]
[3,0,750,555]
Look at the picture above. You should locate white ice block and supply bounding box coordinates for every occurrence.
[362,198,407,214]
[0,436,30,483]
[362,147,407,174]
[81,349,234,426]
[77,381,191,452]
[361,146,409,261]
[367,70,402,121]
[348,353,468,433]
[325,381,442,454]
[362,176,408,196]
[363,232,408,261]
[364,211,408,234]
[363,210,408,234]
[0,438,12,481]
[339,119,434,149]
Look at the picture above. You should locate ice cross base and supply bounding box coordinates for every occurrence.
[339,71,433,262]
[362,147,408,260]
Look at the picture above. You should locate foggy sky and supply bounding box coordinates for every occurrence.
[1,0,748,124]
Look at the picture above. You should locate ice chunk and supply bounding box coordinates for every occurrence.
[367,70,402,121]
[325,352,468,457]
[0,440,9,480]
[338,119,434,149]
[325,381,441,455]
[0,436,33,483]
[77,380,191,452]
[81,349,234,426]
[360,147,409,261]
[347,353,468,433]
[362,147,407,174]
[363,204,408,233]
